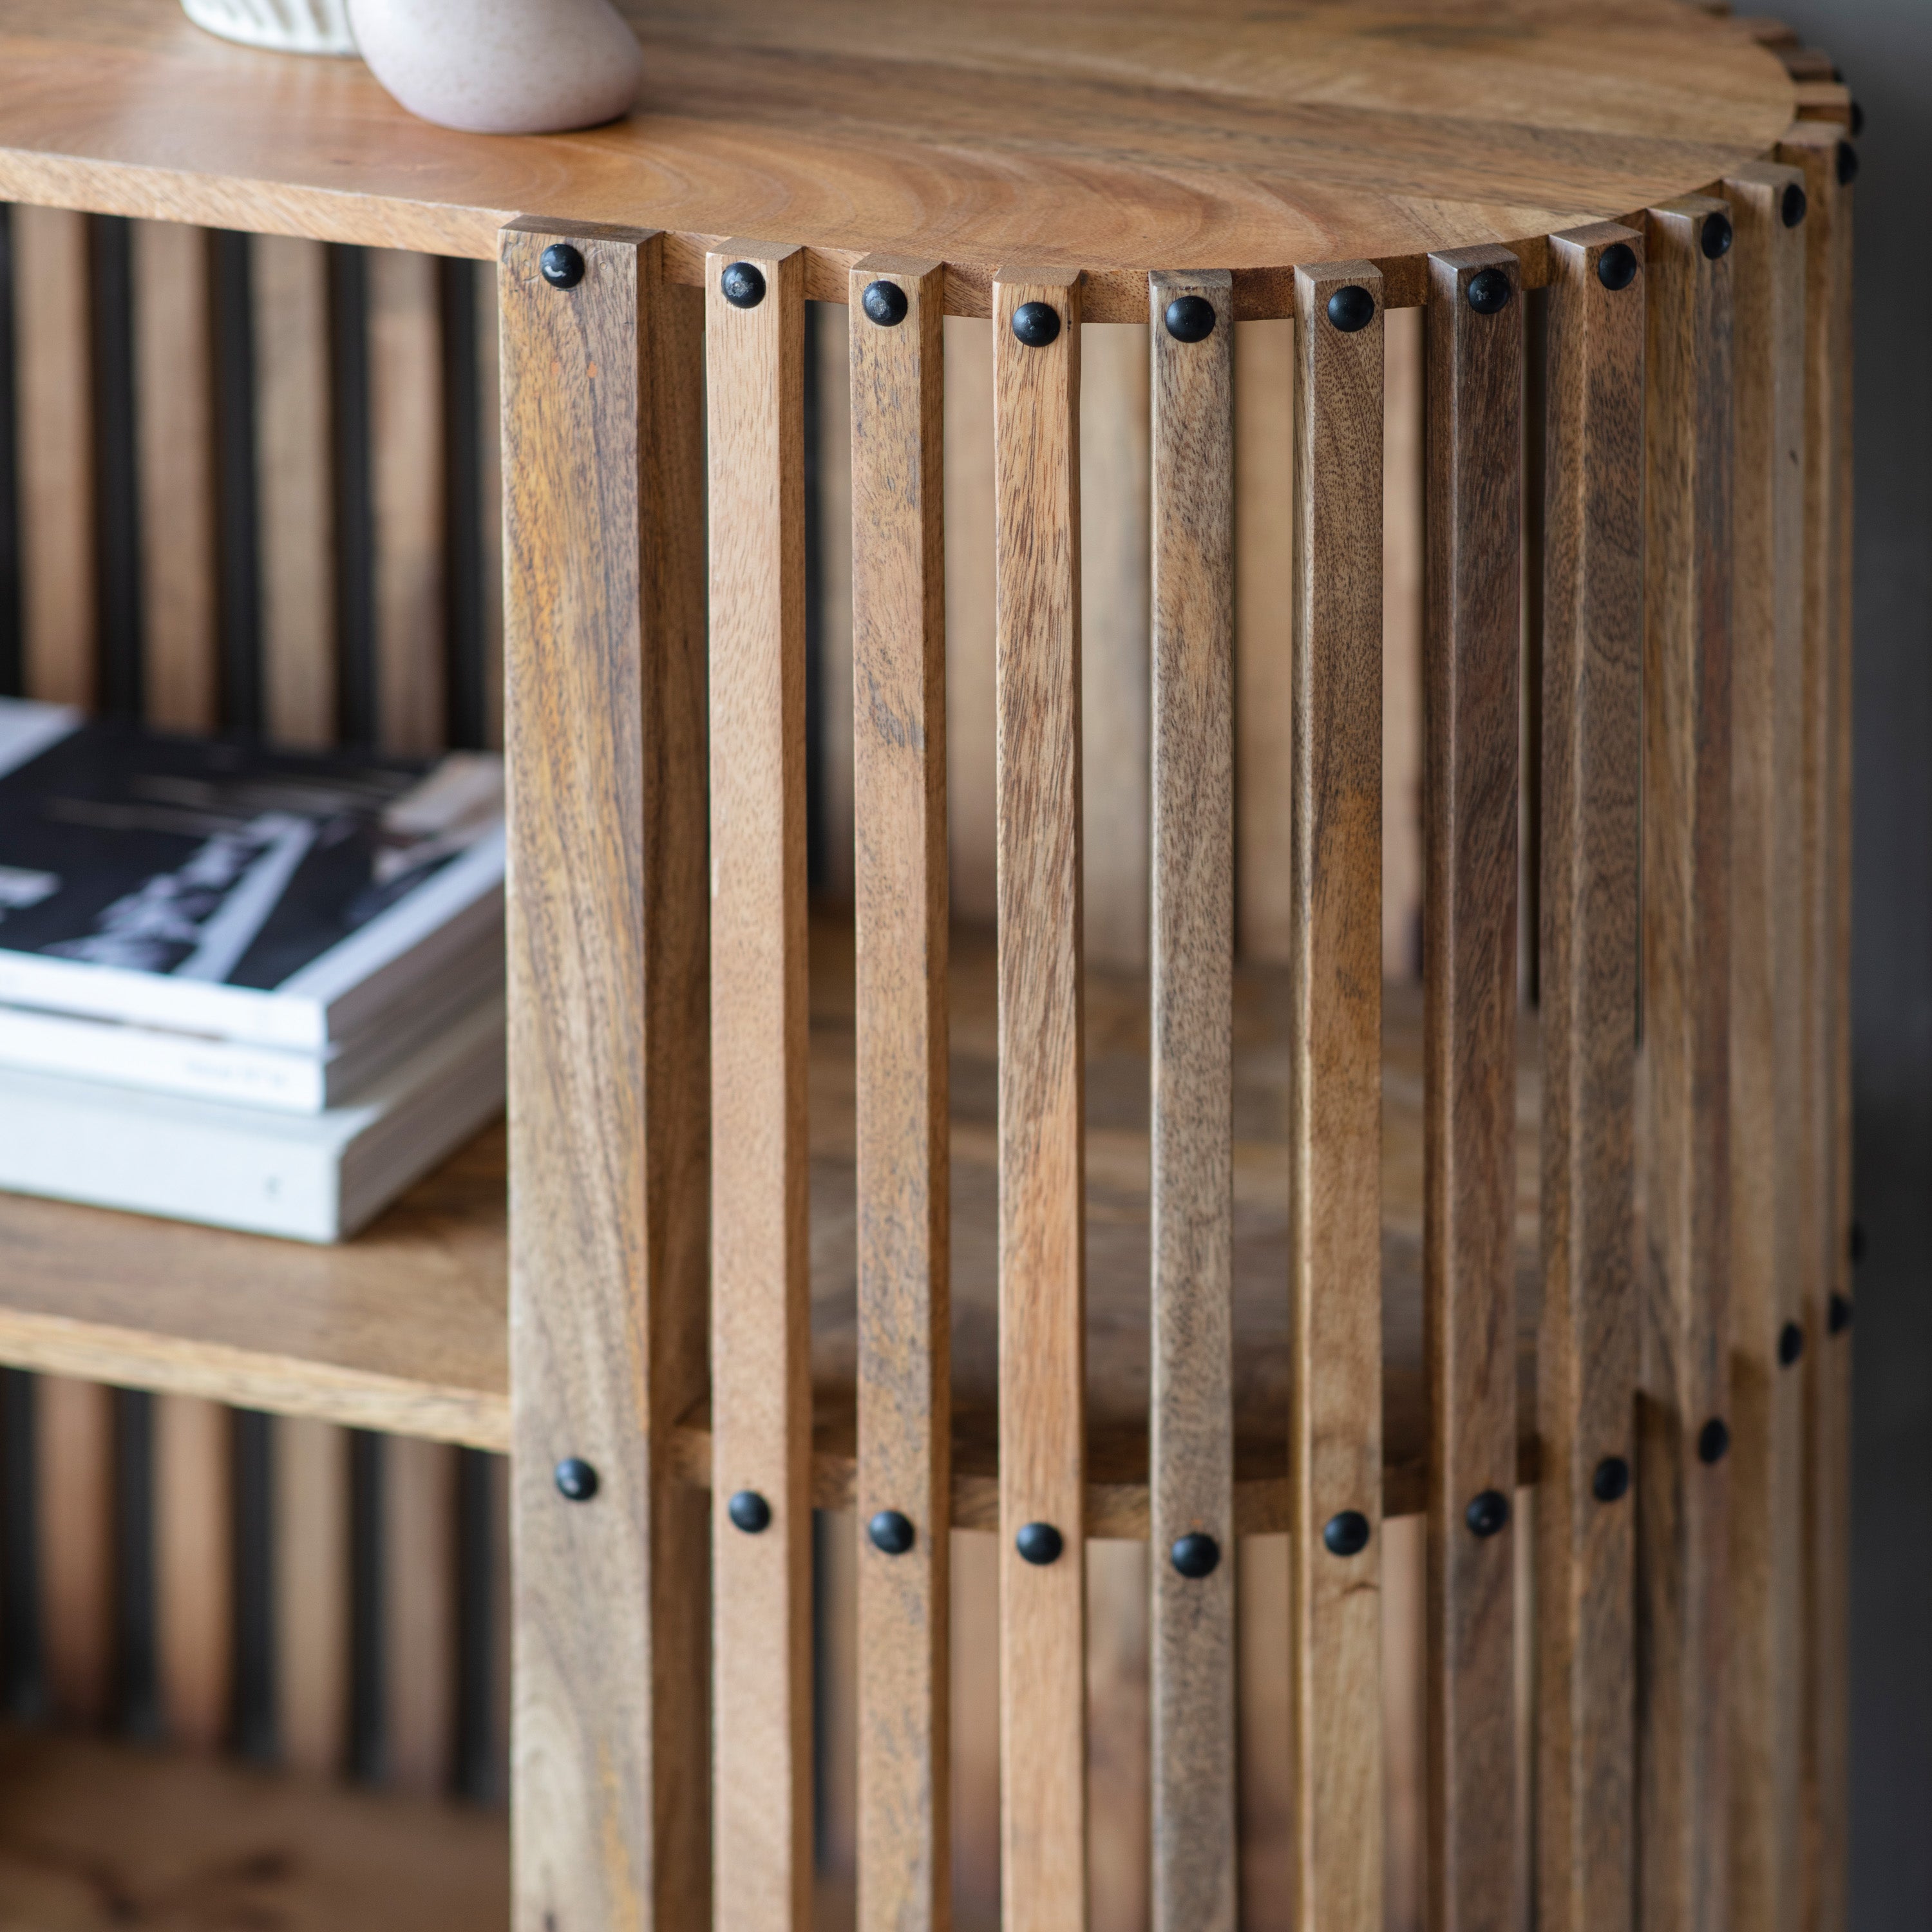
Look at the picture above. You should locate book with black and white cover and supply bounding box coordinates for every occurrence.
[0,698,504,1052]
[0,990,506,1242]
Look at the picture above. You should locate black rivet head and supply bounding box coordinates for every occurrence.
[1698,1417,1732,1465]
[1837,140,1860,187]
[728,1489,772,1533]
[540,243,585,290]
[1010,301,1061,348]
[1465,1489,1510,1537]
[1597,242,1638,292]
[1170,1532,1220,1579]
[868,1509,915,1555]
[721,261,766,309]
[1465,267,1513,315]
[1778,1320,1806,1367]
[1162,294,1217,343]
[1592,1456,1631,1504]
[1850,100,1865,139]
[1828,1291,1854,1336]
[1323,1510,1371,1558]
[1015,1520,1063,1566]
[1326,283,1376,332]
[1781,182,1808,229]
[1701,212,1734,261]
[553,1456,598,1501]
[862,279,908,328]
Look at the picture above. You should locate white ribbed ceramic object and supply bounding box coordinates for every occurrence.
[181,0,358,55]
[346,0,642,134]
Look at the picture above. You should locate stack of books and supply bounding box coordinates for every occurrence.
[0,698,506,1242]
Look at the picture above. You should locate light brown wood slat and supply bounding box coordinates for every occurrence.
[1534,220,1643,1932]
[1638,194,1736,1932]
[154,1394,233,1750]
[475,259,506,752]
[1719,163,1807,1932]
[848,254,951,1932]
[706,236,812,1932]
[254,232,337,747]
[1146,267,1236,1932]
[504,222,711,1932]
[37,1374,115,1726]
[14,204,95,707]
[384,1435,459,1794]
[1422,243,1522,1932]
[1287,259,1385,1932]
[1086,1538,1151,1932]
[275,1415,352,1777]
[131,218,218,732]
[992,263,1086,1932]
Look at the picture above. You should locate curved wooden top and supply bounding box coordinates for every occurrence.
[0,0,1792,315]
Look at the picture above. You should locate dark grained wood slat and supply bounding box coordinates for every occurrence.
[503,220,710,1932]
[1287,258,1385,1932]
[1147,265,1236,1932]
[992,263,1086,1932]
[1638,193,1736,1932]
[1423,241,1522,1932]
[848,252,951,1932]
[706,236,811,1932]
[1535,218,1643,1932]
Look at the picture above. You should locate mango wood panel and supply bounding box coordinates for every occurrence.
[1146,267,1236,1932]
[1638,193,1735,1932]
[1423,242,1522,1932]
[1535,219,1643,1932]
[0,1,1795,315]
[1288,259,1385,1932]
[503,222,710,1932]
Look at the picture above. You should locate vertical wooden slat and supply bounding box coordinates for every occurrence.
[992,263,1086,1932]
[37,1376,115,1726]
[505,220,712,1932]
[849,253,951,1932]
[1719,162,1808,1932]
[819,298,857,898]
[275,1414,352,1775]
[706,236,811,1932]
[1383,304,1428,981]
[152,1395,232,1750]
[475,260,505,752]
[1638,194,1736,1932]
[1086,1538,1150,1932]
[1423,243,1522,1932]
[943,314,998,928]
[1146,267,1235,1932]
[1287,260,1385,1932]
[384,1435,458,1793]
[1535,219,1644,1932]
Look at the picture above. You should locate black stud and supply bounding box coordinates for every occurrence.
[1326,283,1376,332]
[868,1509,915,1555]
[1850,1220,1866,1264]
[728,1489,772,1533]
[1323,1510,1371,1558]
[1778,1320,1806,1368]
[1466,267,1513,316]
[1828,1291,1854,1336]
[721,261,766,309]
[862,279,908,328]
[1016,1520,1063,1566]
[1592,1456,1631,1504]
[553,1456,598,1501]
[1850,100,1865,138]
[1170,1532,1220,1579]
[1464,1489,1510,1538]
[1597,242,1638,292]
[1011,301,1061,348]
[1837,141,1860,187]
[1781,182,1808,229]
[540,243,585,290]
[1697,1417,1731,1465]
[1163,294,1217,343]
[1701,212,1734,261]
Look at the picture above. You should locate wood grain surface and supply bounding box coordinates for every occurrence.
[1287,259,1385,1932]
[503,222,710,1932]
[1147,267,1236,1932]
[37,1374,115,1726]
[993,264,1086,1932]
[706,237,811,1932]
[1638,193,1735,1932]
[848,254,952,1932]
[384,1434,458,1794]
[1535,219,1643,1932]
[275,1414,353,1776]
[1423,242,1522,1932]
[153,1393,233,1751]
[1720,161,1807,1932]
[0,1,1794,315]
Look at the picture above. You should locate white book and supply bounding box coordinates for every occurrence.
[0,697,504,1050]
[0,992,506,1242]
